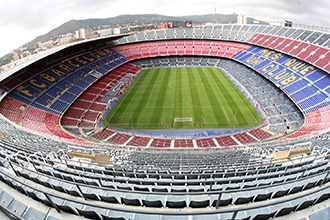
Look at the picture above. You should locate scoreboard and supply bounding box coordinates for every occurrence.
[167,21,193,28]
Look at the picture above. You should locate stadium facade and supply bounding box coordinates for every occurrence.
[0,24,329,219]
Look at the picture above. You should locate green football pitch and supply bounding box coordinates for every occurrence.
[103,67,263,130]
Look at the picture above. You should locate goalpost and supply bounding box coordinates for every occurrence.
[173,117,193,127]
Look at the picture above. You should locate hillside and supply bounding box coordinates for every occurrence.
[27,13,260,46]
[0,13,264,67]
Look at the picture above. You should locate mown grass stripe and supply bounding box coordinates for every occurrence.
[162,68,176,127]
[182,68,194,119]
[191,68,217,127]
[208,68,235,123]
[173,68,183,118]
[131,69,164,128]
[187,68,199,125]
[149,68,171,127]
[197,68,228,127]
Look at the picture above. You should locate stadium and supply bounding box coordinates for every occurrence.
[0,23,329,219]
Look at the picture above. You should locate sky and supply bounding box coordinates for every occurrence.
[0,0,329,58]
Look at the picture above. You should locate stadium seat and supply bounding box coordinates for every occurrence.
[142,194,165,208]
[99,191,122,204]
[314,192,330,204]
[253,192,272,202]
[121,193,143,206]
[77,206,106,219]
[234,195,254,205]
[272,189,289,198]
[249,206,276,220]
[189,195,210,208]
[211,198,233,207]
[275,203,299,217]
[296,198,316,211]
[53,199,82,216]
[289,185,304,195]
[166,195,187,208]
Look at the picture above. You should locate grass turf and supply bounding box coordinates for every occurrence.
[103,67,263,130]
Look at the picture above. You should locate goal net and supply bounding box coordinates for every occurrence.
[173,117,193,124]
[174,118,193,123]
[163,117,194,128]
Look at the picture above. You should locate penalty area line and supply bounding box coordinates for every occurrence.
[221,106,230,123]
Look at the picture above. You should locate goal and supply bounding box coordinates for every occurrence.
[173,118,193,127]
[174,118,193,123]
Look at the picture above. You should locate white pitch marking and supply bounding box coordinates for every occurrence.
[221,106,229,123]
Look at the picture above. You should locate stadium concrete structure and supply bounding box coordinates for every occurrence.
[0,24,329,219]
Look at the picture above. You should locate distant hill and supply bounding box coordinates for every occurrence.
[27,13,262,46]
[1,13,265,67]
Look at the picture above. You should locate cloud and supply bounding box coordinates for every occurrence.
[242,0,330,26]
[0,0,329,57]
